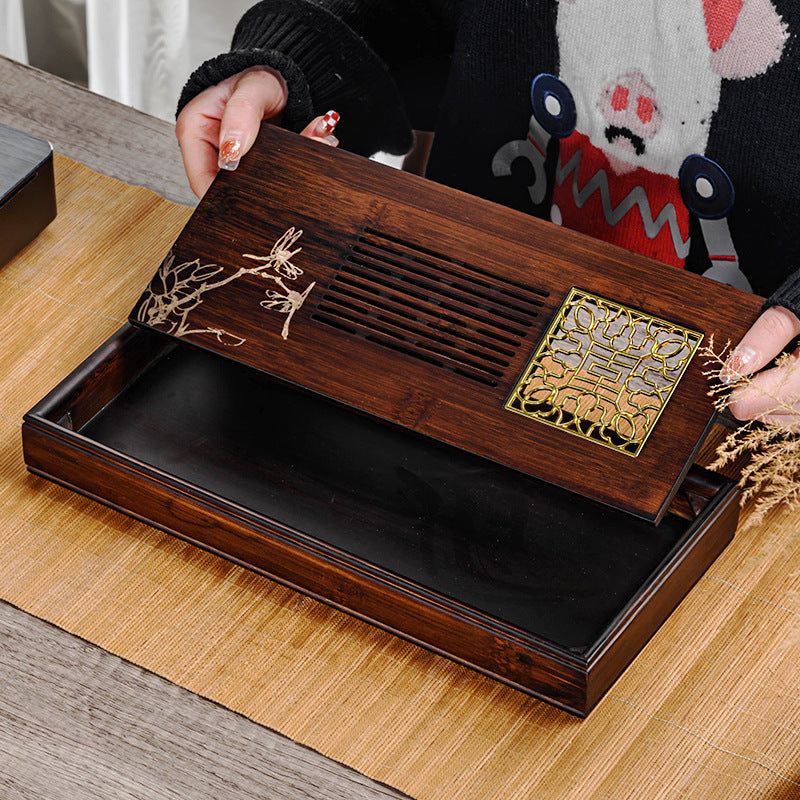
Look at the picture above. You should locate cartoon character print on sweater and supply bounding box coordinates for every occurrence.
[492,0,789,290]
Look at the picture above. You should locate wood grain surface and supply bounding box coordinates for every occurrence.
[0,599,410,800]
[130,124,764,522]
[2,55,800,800]
[0,55,195,207]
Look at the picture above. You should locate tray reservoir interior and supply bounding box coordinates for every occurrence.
[65,339,707,654]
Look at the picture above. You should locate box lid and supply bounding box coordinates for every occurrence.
[0,122,52,198]
[129,124,763,523]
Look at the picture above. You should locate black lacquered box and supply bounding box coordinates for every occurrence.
[0,123,56,267]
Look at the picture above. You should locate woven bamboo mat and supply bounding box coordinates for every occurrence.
[2,154,800,800]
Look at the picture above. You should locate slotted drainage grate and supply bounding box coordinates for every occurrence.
[311,228,549,386]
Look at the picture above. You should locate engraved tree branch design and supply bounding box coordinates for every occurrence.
[137,227,314,343]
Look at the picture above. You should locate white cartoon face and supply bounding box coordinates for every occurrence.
[597,70,663,174]
[556,0,788,175]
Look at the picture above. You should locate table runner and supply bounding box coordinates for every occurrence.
[1,154,799,799]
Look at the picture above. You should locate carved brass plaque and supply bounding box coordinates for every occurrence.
[505,288,703,456]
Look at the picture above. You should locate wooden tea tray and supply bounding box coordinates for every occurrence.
[23,126,763,714]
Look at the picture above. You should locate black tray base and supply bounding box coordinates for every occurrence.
[22,325,740,715]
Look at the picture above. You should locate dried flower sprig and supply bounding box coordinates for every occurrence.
[703,335,800,526]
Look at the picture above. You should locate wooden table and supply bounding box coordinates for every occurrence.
[2,54,800,800]
[0,55,195,207]
[0,54,401,800]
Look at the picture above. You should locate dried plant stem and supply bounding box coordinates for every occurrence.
[703,336,800,527]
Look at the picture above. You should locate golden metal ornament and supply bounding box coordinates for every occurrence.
[505,288,703,456]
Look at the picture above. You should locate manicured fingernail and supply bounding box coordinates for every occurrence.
[218,132,244,170]
[315,110,340,137]
[720,345,757,384]
[322,135,339,146]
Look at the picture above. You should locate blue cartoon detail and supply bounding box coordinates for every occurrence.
[530,74,576,139]
[491,76,575,205]
[678,155,735,219]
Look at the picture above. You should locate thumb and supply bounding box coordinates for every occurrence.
[218,67,288,170]
[720,305,800,384]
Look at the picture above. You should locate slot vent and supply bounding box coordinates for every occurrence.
[311,229,549,387]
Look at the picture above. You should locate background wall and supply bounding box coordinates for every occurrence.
[2,0,254,120]
[0,0,29,63]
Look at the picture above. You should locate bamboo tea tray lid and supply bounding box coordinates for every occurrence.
[130,125,763,523]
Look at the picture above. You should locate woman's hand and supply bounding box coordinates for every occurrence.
[723,305,800,428]
[176,66,338,197]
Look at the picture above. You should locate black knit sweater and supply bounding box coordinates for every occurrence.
[178,0,800,312]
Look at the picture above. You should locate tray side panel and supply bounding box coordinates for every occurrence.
[584,480,739,709]
[22,418,590,716]
[25,323,173,431]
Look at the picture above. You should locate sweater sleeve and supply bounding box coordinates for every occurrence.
[764,269,800,319]
[177,0,459,158]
